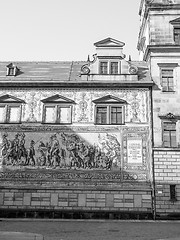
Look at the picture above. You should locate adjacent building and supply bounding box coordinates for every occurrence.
[138,0,180,218]
[0,38,153,218]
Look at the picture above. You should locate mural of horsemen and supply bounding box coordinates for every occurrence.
[1,132,121,170]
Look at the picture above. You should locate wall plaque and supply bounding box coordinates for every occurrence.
[127,139,142,164]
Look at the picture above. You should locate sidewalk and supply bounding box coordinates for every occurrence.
[1,219,180,240]
[0,232,44,240]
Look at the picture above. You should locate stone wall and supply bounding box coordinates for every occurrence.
[0,187,152,216]
[154,149,180,216]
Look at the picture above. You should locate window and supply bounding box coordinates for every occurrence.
[0,95,24,123]
[170,184,176,201]
[43,105,72,124]
[99,62,108,74]
[161,69,174,92]
[110,62,119,74]
[174,28,180,45]
[41,95,75,124]
[163,121,176,147]
[8,67,15,76]
[6,63,19,76]
[95,105,123,125]
[158,63,178,92]
[0,105,22,123]
[99,61,119,74]
[170,18,180,44]
[93,95,126,125]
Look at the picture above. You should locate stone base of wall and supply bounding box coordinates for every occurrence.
[0,208,153,220]
[0,187,152,219]
[154,149,180,217]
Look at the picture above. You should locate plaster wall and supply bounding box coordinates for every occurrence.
[0,87,152,214]
[149,56,180,146]
[149,9,180,45]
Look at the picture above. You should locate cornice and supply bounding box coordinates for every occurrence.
[0,81,154,88]
[143,44,180,60]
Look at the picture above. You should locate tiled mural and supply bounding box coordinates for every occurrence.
[1,131,121,170]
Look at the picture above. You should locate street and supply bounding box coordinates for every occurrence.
[0,219,180,240]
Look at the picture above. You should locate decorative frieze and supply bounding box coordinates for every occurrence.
[0,88,149,124]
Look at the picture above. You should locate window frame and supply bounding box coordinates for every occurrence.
[7,67,15,76]
[110,61,119,74]
[99,61,108,74]
[170,184,177,201]
[95,104,125,125]
[42,103,72,124]
[162,120,177,148]
[174,27,180,45]
[158,63,178,93]
[161,68,174,92]
[99,61,120,75]
[0,103,22,124]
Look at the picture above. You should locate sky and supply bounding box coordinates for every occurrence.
[0,0,141,61]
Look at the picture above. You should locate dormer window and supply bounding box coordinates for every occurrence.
[6,63,18,76]
[100,61,108,74]
[41,95,75,124]
[8,67,15,76]
[110,62,119,74]
[99,61,119,75]
[93,95,127,125]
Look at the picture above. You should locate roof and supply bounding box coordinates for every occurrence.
[0,61,86,82]
[0,60,152,87]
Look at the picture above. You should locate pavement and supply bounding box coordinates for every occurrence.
[0,231,44,240]
[0,219,180,240]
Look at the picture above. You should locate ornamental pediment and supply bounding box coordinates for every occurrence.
[94,38,125,48]
[92,95,128,104]
[41,94,75,104]
[0,94,25,103]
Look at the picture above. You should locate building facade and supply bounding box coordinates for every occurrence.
[138,0,180,218]
[0,38,153,218]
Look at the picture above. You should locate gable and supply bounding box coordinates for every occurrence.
[41,94,75,104]
[94,38,125,48]
[92,95,127,104]
[0,94,25,103]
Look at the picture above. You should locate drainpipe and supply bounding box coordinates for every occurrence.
[149,64,156,220]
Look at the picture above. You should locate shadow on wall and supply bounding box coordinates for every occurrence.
[1,131,121,171]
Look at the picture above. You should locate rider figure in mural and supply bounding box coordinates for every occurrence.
[18,133,26,164]
[1,133,10,165]
[49,134,60,168]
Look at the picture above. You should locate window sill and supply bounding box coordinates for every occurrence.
[161,90,175,93]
